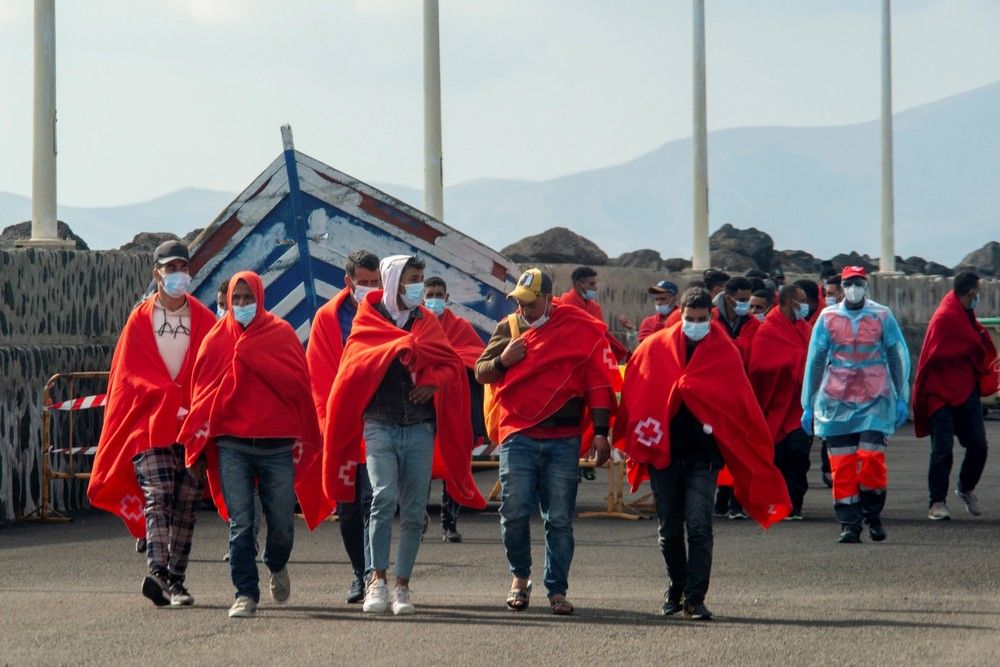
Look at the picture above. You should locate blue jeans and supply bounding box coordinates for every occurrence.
[218,444,297,602]
[648,456,716,606]
[498,434,580,598]
[364,420,436,580]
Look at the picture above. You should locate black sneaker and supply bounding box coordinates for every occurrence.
[347,577,365,604]
[422,513,430,535]
[868,522,887,542]
[168,581,194,606]
[661,598,684,616]
[135,538,146,554]
[838,527,862,544]
[684,602,713,620]
[442,527,462,543]
[142,570,171,607]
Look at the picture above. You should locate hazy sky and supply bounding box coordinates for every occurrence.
[1,0,999,206]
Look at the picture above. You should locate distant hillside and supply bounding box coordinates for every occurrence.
[2,81,998,264]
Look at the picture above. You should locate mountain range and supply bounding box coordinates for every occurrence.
[2,80,998,267]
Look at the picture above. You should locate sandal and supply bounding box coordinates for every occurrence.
[549,595,574,616]
[506,580,532,611]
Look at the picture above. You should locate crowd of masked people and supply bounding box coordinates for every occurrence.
[87,239,998,621]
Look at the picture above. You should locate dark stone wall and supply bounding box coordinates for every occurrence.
[1,249,150,522]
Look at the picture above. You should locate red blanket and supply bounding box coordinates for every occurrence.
[322,290,486,509]
[614,321,791,528]
[748,308,812,444]
[558,288,629,362]
[177,271,331,530]
[88,296,215,538]
[306,288,351,428]
[438,308,485,369]
[491,304,617,451]
[913,291,999,437]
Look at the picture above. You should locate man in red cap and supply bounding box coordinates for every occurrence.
[802,266,910,543]
[913,271,998,520]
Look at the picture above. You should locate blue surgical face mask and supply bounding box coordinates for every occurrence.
[216,306,226,319]
[232,303,257,327]
[825,296,838,308]
[795,302,811,321]
[160,270,191,298]
[734,300,751,317]
[970,294,980,310]
[655,303,674,316]
[583,289,598,301]
[401,281,424,309]
[683,320,711,342]
[754,312,766,322]
[424,297,446,316]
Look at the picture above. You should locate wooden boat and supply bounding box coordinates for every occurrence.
[188,126,519,341]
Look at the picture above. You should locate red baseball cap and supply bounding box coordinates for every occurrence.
[841,266,867,281]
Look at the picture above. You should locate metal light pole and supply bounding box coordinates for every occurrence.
[879,0,896,273]
[423,0,444,221]
[691,0,710,270]
[26,0,70,248]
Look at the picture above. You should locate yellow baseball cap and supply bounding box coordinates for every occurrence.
[507,268,553,304]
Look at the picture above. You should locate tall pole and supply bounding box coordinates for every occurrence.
[423,0,444,221]
[27,0,68,247]
[879,0,896,273]
[691,0,710,270]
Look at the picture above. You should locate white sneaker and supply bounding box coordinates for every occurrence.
[362,579,388,613]
[928,502,951,521]
[270,567,291,604]
[391,585,415,615]
[229,596,257,618]
[956,489,982,516]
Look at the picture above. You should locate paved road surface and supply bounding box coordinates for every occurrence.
[3,422,999,665]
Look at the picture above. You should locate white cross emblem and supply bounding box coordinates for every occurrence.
[634,417,664,448]
[338,461,358,487]
[120,494,145,522]
[603,346,617,369]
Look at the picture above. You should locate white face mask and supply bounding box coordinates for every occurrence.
[527,302,551,329]
[352,284,376,303]
[683,320,710,342]
[844,284,867,304]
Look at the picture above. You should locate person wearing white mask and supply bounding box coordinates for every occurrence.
[802,266,910,544]
[88,240,215,607]
[306,250,381,604]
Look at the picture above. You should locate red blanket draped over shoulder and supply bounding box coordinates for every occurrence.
[748,308,812,444]
[438,308,485,368]
[88,295,215,537]
[557,289,629,362]
[491,304,617,452]
[177,271,331,529]
[322,290,486,509]
[614,321,791,528]
[306,287,351,427]
[913,291,999,437]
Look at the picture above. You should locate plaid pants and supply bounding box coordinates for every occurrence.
[133,445,205,581]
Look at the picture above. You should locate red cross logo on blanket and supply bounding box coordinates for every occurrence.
[603,346,617,369]
[338,461,358,487]
[635,417,664,448]
[120,494,144,522]
[292,441,304,465]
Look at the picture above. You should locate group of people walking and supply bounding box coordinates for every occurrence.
[86,239,996,621]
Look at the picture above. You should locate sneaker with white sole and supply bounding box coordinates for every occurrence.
[168,581,194,606]
[363,579,388,613]
[229,596,257,618]
[391,585,415,615]
[269,567,291,604]
[928,502,951,521]
[141,570,171,607]
[956,489,982,516]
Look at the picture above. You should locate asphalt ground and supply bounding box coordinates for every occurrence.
[2,421,999,666]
